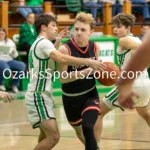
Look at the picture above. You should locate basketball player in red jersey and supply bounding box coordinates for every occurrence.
[58,12,102,150]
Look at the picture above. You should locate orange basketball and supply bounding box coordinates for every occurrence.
[95,62,120,86]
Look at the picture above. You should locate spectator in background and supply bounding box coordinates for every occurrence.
[18,0,43,18]
[18,12,37,63]
[100,0,128,16]
[131,0,150,20]
[82,0,103,20]
[0,27,26,93]
[139,21,150,40]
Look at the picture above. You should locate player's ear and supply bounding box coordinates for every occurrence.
[127,26,131,32]
[90,29,94,34]
[41,24,46,32]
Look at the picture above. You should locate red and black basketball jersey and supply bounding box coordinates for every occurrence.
[62,38,97,94]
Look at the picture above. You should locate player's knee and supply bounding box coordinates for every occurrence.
[52,132,60,144]
[82,122,94,132]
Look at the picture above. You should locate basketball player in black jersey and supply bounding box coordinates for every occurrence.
[58,12,101,150]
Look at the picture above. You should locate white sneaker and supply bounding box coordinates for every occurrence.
[12,86,19,93]
[0,85,6,91]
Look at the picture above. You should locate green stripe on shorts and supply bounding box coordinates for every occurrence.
[35,92,47,119]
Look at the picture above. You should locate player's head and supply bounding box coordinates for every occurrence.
[34,14,58,40]
[112,13,136,38]
[73,12,95,45]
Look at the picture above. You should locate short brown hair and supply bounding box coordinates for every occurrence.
[34,14,57,34]
[112,13,136,28]
[74,12,95,29]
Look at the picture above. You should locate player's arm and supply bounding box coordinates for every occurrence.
[50,45,105,72]
[95,42,100,60]
[57,45,94,84]
[119,36,140,50]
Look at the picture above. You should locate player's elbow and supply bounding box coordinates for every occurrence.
[57,56,67,64]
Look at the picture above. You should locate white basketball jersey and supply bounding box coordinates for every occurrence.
[27,36,56,94]
[117,34,148,80]
[117,34,141,69]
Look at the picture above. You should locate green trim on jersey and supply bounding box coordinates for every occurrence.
[28,50,34,68]
[34,38,50,61]
[36,60,48,92]
[105,87,118,102]
[117,50,130,68]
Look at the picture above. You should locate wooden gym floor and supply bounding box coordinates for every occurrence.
[0,94,150,150]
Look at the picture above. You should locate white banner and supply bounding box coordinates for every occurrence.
[98,41,115,63]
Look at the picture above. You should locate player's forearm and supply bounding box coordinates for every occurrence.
[51,50,91,66]
[59,68,92,84]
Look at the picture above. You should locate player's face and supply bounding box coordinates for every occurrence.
[46,21,58,40]
[0,31,5,41]
[113,24,130,38]
[73,21,93,45]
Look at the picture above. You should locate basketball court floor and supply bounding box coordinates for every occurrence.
[0,93,150,150]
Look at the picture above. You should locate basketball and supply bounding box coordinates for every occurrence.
[96,62,120,86]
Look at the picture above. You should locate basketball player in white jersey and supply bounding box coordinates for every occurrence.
[117,29,150,109]
[99,13,150,141]
[25,14,105,150]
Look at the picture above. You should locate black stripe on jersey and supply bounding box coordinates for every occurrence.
[41,95,55,119]
[105,87,118,98]
[112,97,124,111]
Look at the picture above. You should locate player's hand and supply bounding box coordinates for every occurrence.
[0,92,13,103]
[117,92,139,109]
[88,59,106,72]
[58,28,69,39]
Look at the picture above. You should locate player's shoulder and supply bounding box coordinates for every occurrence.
[58,44,70,55]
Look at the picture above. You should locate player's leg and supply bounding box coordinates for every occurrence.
[26,92,59,150]
[72,125,85,144]
[38,128,46,143]
[82,109,99,150]
[80,93,100,150]
[62,94,85,143]
[34,119,60,150]
[136,106,150,126]
[99,86,123,142]
[72,120,101,149]
[133,78,150,127]
[96,101,111,143]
